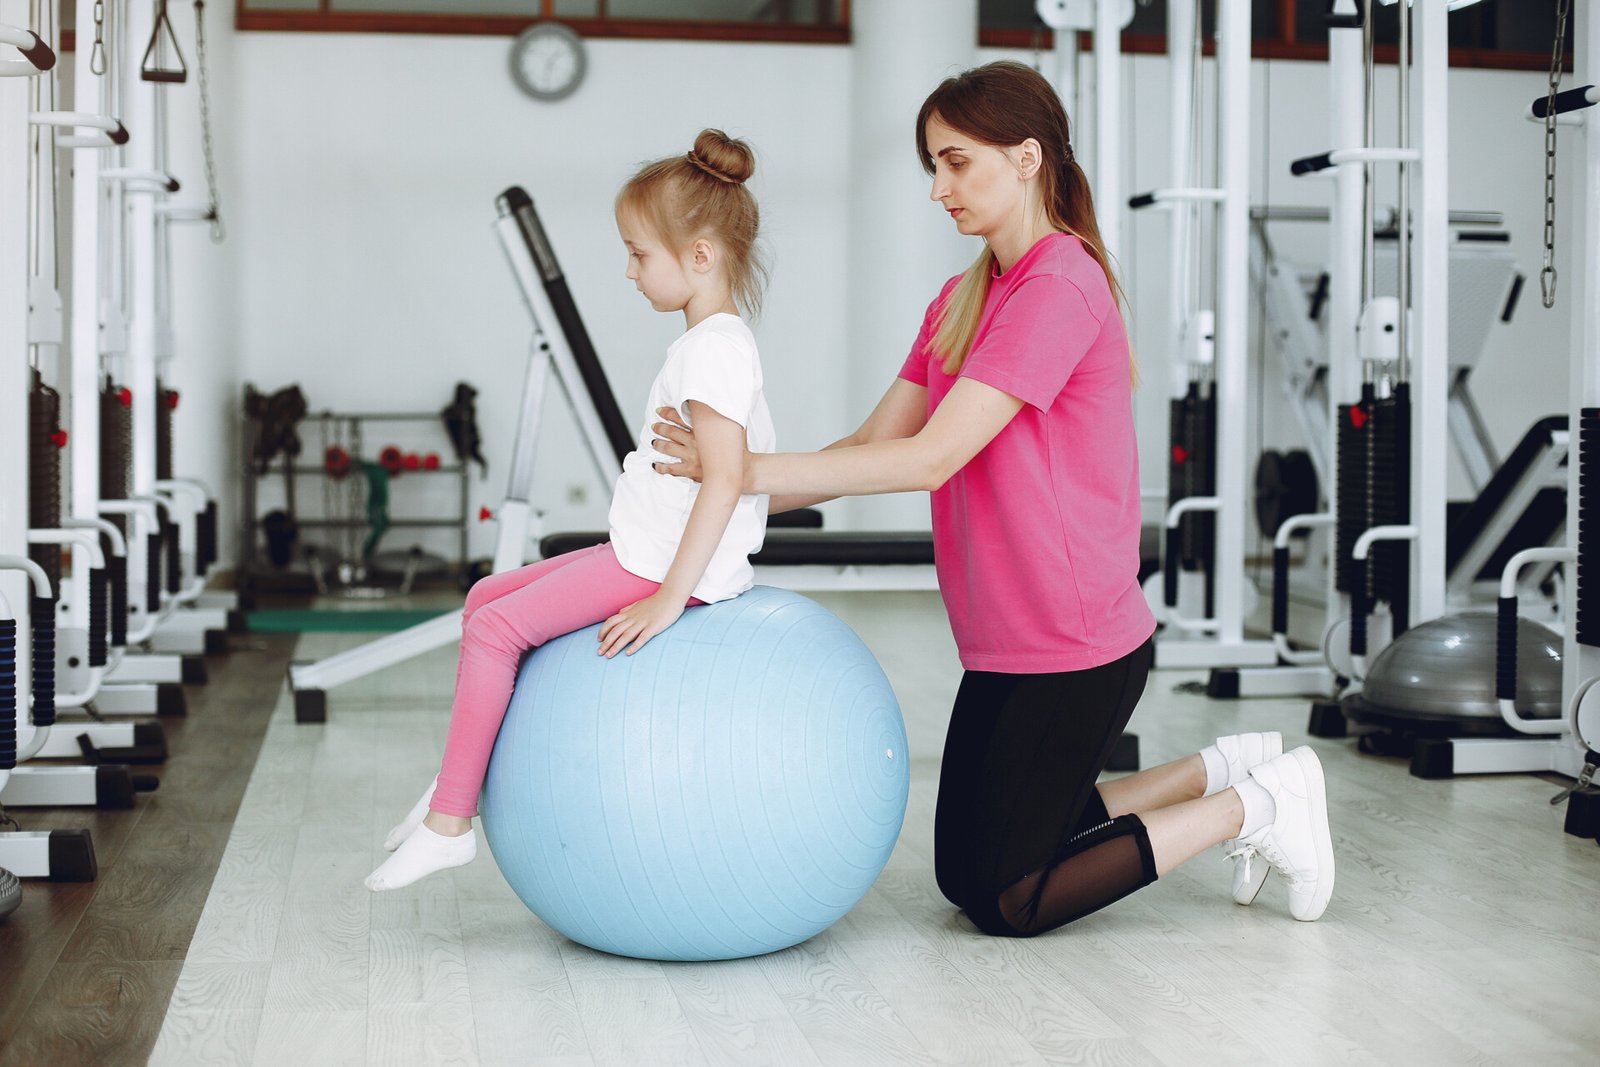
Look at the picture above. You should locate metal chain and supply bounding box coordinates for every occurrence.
[194,0,226,243]
[1541,0,1572,309]
[90,0,107,76]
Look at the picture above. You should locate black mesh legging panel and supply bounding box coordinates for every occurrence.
[934,639,1157,938]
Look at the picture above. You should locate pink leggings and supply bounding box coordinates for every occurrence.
[432,543,697,817]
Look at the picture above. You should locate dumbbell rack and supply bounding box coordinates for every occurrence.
[240,409,471,599]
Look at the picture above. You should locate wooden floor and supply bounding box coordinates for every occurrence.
[18,590,1600,1065]
[0,632,298,1067]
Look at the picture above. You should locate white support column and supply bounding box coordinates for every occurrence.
[1570,0,1600,729]
[70,0,105,521]
[846,0,975,530]
[125,0,157,496]
[1411,0,1450,623]
[1093,0,1124,262]
[1213,0,1251,647]
[1,0,36,638]
[1327,1,1363,613]
[1166,0,1195,381]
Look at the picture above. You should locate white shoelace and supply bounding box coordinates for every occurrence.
[1229,840,1305,889]
[1225,843,1258,886]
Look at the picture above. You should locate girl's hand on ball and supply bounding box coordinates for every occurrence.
[598,592,684,658]
[651,406,704,483]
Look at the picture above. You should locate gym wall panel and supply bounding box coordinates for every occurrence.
[157,23,1573,571]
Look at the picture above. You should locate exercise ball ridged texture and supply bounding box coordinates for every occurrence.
[479,586,909,961]
[1362,612,1563,721]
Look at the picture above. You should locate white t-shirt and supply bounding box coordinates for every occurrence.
[608,313,776,603]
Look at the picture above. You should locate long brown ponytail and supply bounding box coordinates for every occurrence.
[915,61,1131,378]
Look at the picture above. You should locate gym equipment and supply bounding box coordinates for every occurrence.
[1128,0,1276,671]
[479,586,908,961]
[1340,613,1563,734]
[0,866,19,918]
[241,403,468,598]
[1369,3,1600,827]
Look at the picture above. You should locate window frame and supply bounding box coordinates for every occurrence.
[233,1,852,44]
[979,0,1571,74]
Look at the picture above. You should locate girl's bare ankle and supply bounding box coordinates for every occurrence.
[422,810,472,837]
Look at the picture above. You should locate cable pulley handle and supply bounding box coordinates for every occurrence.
[141,0,188,84]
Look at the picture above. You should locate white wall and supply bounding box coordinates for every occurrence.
[157,21,1575,572]
[225,30,856,564]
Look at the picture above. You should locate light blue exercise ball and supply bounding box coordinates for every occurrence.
[479,586,909,961]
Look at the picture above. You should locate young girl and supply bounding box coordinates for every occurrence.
[366,129,777,892]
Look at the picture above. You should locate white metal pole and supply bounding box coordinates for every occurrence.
[1570,0,1600,721]
[2,0,44,736]
[71,0,106,521]
[1328,0,1364,622]
[1411,0,1450,622]
[1094,0,1123,262]
[125,0,156,497]
[1213,0,1251,647]
[1167,0,1195,388]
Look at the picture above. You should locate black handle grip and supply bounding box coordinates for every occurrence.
[89,567,109,667]
[1532,85,1597,119]
[199,500,218,573]
[1496,595,1518,702]
[1,619,17,770]
[1164,527,1182,608]
[164,517,181,595]
[146,532,162,613]
[109,553,129,647]
[1291,152,1334,176]
[1128,193,1157,210]
[1272,546,1291,636]
[110,121,130,146]
[140,69,187,84]
[21,30,56,71]
[1349,555,1368,656]
[1501,274,1525,323]
[31,597,56,728]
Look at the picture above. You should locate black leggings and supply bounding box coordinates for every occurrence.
[934,638,1157,938]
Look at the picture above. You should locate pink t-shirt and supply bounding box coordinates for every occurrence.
[899,232,1156,673]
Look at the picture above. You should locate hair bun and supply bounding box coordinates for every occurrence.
[687,128,755,185]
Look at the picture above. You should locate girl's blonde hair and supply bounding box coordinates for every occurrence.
[915,61,1135,382]
[616,128,768,319]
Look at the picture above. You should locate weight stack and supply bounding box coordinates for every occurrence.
[1369,385,1412,634]
[1335,391,1374,597]
[29,370,63,591]
[156,380,176,481]
[101,378,133,538]
[1579,408,1600,648]
[1167,382,1217,571]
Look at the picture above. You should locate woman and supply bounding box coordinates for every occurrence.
[652,62,1334,935]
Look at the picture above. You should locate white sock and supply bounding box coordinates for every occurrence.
[1199,744,1230,797]
[383,776,439,852]
[364,823,477,892]
[1233,778,1276,840]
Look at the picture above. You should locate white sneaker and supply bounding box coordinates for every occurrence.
[1215,732,1283,905]
[1227,746,1335,922]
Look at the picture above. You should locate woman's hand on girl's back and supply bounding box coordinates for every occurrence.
[651,407,703,482]
[597,590,686,658]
